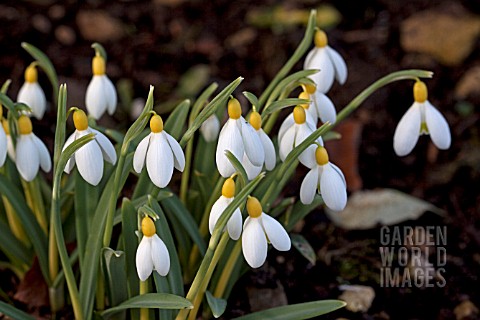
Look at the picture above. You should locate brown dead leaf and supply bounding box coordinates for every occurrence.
[14,257,49,308]
[455,66,480,100]
[400,4,480,66]
[325,119,363,192]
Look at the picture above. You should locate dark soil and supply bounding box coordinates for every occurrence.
[1,0,479,319]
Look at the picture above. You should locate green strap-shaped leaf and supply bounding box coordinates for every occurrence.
[102,248,128,307]
[233,300,346,320]
[0,300,35,320]
[205,290,227,318]
[121,198,140,299]
[99,293,193,318]
[225,150,248,187]
[21,42,59,102]
[291,234,316,265]
[0,92,15,111]
[0,218,32,266]
[262,98,310,116]
[164,99,191,140]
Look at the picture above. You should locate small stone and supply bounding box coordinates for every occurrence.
[76,10,125,42]
[246,281,288,312]
[455,66,480,100]
[339,285,375,313]
[400,4,480,66]
[454,300,479,320]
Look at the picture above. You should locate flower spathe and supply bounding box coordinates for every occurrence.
[242,197,291,268]
[200,114,220,142]
[133,114,185,188]
[63,109,117,186]
[136,217,170,281]
[300,146,347,211]
[216,98,264,178]
[85,55,117,120]
[209,177,242,240]
[241,111,276,180]
[393,81,451,156]
[299,89,337,125]
[304,29,347,94]
[17,64,46,120]
[14,116,51,181]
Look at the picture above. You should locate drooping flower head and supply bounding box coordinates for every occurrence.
[393,81,451,156]
[242,196,291,268]
[14,115,51,181]
[216,98,264,178]
[200,114,220,142]
[133,114,185,188]
[300,84,337,124]
[304,29,347,94]
[17,63,47,120]
[300,145,347,211]
[136,217,170,281]
[209,177,242,240]
[85,54,117,119]
[63,109,117,185]
[241,111,276,180]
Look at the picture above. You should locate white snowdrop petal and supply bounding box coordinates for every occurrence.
[75,130,104,186]
[0,127,7,166]
[151,234,170,276]
[303,48,317,70]
[327,46,348,85]
[330,162,346,187]
[278,114,294,142]
[104,76,117,115]
[300,167,319,205]
[242,153,262,181]
[313,92,337,124]
[393,103,422,156]
[91,129,117,164]
[308,48,334,93]
[424,101,451,150]
[200,115,220,142]
[133,134,151,173]
[216,119,244,177]
[63,132,78,174]
[146,133,174,188]
[320,164,347,211]
[86,76,107,120]
[136,237,153,281]
[261,213,291,251]
[305,111,317,132]
[279,125,296,162]
[227,208,243,241]
[242,217,268,268]
[6,135,15,161]
[165,132,185,172]
[16,135,40,181]
[296,125,316,167]
[241,121,264,167]
[259,130,276,171]
[209,196,229,235]
[32,135,51,172]
[32,83,47,120]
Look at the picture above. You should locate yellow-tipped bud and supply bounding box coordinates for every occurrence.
[293,106,306,124]
[315,146,329,165]
[25,64,38,83]
[73,110,89,131]
[222,178,236,198]
[228,98,241,120]
[246,196,262,218]
[298,91,310,109]
[92,55,106,76]
[413,81,428,103]
[314,30,328,48]
[303,83,316,94]
[150,115,164,133]
[18,115,33,135]
[141,217,156,237]
[249,111,262,131]
[2,119,9,134]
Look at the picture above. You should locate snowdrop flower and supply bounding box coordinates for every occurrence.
[136,217,170,281]
[216,98,264,178]
[63,109,117,186]
[17,63,46,120]
[14,115,51,181]
[200,114,220,142]
[2,119,15,161]
[85,54,117,120]
[300,145,347,211]
[279,106,323,165]
[133,114,185,188]
[0,110,7,167]
[242,196,291,268]
[241,111,276,180]
[304,29,347,94]
[393,81,451,156]
[209,177,242,240]
[278,103,316,143]
[300,85,337,124]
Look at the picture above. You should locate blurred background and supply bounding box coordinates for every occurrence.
[0,0,479,319]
